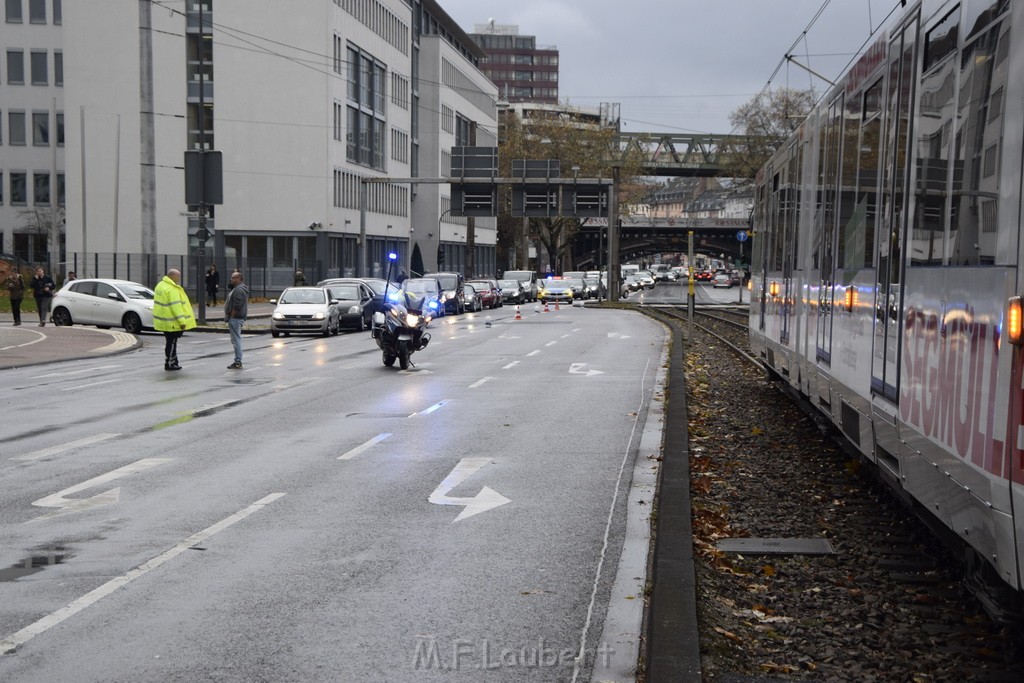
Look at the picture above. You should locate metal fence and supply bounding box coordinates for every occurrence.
[64,252,326,299]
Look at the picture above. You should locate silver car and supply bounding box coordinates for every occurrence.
[270,287,340,337]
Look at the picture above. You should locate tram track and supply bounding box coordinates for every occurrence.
[640,304,1024,680]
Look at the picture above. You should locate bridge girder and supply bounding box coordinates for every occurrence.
[614,132,766,177]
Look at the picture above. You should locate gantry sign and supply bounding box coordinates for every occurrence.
[449,147,611,218]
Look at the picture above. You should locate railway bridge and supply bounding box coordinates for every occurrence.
[572,216,753,271]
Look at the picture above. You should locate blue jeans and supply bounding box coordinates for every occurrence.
[228,317,244,364]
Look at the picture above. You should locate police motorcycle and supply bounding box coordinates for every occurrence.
[371,252,434,370]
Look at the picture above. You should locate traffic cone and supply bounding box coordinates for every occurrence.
[555,300,560,311]
[515,306,522,320]
[543,301,550,313]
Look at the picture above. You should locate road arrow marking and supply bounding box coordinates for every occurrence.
[29,458,173,521]
[428,458,511,522]
[569,363,605,377]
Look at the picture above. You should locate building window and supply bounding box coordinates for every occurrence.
[52,0,59,24]
[0,172,3,204]
[9,111,26,145]
[32,111,48,145]
[54,50,62,85]
[55,110,63,145]
[33,172,49,204]
[346,44,387,170]
[56,172,64,205]
[28,0,43,22]
[333,102,342,141]
[30,50,47,85]
[5,0,21,22]
[10,172,27,204]
[7,49,24,84]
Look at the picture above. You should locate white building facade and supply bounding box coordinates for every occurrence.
[0,0,64,268]
[58,0,496,289]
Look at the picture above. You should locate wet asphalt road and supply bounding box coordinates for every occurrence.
[0,305,667,682]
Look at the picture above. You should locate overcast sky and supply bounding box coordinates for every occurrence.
[438,0,903,135]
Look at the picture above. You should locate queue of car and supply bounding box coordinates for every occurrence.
[45,266,731,339]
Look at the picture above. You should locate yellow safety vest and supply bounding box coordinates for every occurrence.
[153,276,197,332]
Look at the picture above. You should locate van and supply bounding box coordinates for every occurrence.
[503,270,538,302]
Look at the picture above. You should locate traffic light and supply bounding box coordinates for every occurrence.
[437,245,446,267]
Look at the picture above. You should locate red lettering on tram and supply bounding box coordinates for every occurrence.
[900,306,1005,478]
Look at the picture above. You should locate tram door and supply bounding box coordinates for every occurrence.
[816,98,843,363]
[779,146,800,346]
[872,21,916,400]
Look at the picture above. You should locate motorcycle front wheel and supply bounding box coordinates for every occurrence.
[383,349,397,367]
[398,340,411,370]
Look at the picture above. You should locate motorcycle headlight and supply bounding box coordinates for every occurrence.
[348,305,361,314]
[405,314,421,326]
[311,312,325,320]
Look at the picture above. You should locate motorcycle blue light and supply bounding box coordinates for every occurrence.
[388,252,398,261]
[428,300,438,309]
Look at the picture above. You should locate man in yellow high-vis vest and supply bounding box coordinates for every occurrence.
[153,268,196,371]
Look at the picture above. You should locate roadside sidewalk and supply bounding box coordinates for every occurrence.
[0,303,275,370]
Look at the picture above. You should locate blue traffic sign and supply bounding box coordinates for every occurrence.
[736,230,748,242]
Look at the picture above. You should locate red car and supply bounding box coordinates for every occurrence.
[467,279,501,309]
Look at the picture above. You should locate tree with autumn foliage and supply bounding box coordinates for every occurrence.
[721,87,817,181]
[496,107,648,274]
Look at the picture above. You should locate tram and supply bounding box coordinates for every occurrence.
[748,0,1023,620]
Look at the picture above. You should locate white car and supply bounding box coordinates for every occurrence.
[270,286,340,337]
[51,278,156,334]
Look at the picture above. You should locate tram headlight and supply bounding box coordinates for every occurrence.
[1008,296,1023,346]
[769,281,780,297]
[844,286,856,312]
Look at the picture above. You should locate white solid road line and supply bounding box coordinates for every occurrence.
[60,378,120,392]
[0,493,286,656]
[11,433,121,462]
[338,433,391,460]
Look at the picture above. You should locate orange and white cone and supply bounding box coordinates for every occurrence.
[515,306,522,320]
[543,301,550,313]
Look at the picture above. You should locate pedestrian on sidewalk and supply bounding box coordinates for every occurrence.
[294,269,307,286]
[5,269,25,326]
[29,266,56,326]
[205,264,220,306]
[224,270,248,369]
[153,268,196,371]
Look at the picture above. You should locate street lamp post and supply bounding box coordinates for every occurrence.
[437,207,452,271]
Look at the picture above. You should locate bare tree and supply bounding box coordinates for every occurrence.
[721,87,817,181]
[497,107,647,273]
[19,205,65,271]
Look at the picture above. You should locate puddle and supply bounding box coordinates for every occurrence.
[0,546,72,582]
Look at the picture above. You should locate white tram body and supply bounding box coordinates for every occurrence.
[749,0,1023,617]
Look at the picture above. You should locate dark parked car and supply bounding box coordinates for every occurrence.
[498,279,526,305]
[463,284,483,312]
[322,281,375,331]
[318,277,396,317]
[423,271,465,314]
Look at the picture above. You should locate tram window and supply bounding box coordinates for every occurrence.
[913,18,958,266]
[951,19,1010,266]
[835,95,861,269]
[924,8,960,72]
[963,0,1010,41]
[862,80,882,121]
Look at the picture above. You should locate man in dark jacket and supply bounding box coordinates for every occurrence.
[205,265,220,306]
[5,269,25,326]
[29,266,56,326]
[224,271,249,369]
